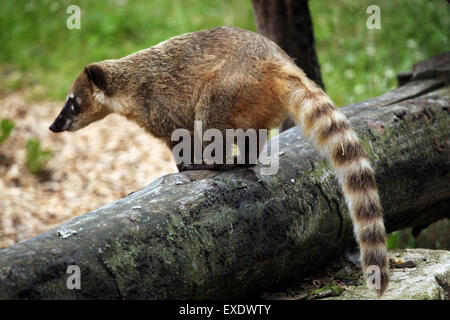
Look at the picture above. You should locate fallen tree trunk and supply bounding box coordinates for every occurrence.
[0,55,449,299]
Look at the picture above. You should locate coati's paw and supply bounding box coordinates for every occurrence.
[177,162,254,172]
[177,163,222,171]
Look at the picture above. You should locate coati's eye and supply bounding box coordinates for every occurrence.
[68,95,81,114]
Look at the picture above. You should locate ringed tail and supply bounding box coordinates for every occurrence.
[281,64,390,295]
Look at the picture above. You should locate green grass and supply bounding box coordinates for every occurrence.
[0,119,15,145]
[0,0,448,106]
[0,0,255,100]
[25,138,52,174]
[310,0,449,106]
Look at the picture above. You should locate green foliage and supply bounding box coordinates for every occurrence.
[310,284,344,298]
[0,118,15,144]
[310,0,449,106]
[388,230,418,249]
[387,231,400,249]
[387,221,449,250]
[0,0,448,106]
[0,0,255,100]
[25,138,52,174]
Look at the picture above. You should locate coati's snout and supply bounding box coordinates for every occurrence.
[50,64,112,133]
[49,95,80,132]
[50,94,82,132]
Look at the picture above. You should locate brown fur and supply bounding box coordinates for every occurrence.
[50,26,389,295]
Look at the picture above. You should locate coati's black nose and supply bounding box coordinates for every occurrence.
[49,121,63,133]
[49,123,57,132]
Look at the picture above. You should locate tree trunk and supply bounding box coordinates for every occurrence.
[251,0,324,131]
[0,54,449,300]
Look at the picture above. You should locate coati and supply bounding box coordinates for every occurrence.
[49,26,389,295]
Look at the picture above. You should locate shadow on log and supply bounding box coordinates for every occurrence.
[0,54,449,299]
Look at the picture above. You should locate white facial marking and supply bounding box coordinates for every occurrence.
[63,118,73,131]
[69,93,74,99]
[93,91,126,114]
[76,97,82,104]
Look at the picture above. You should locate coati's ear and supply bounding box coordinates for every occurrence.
[84,64,108,92]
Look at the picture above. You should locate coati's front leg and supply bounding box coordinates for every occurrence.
[175,136,258,172]
[174,94,267,172]
[170,134,228,172]
[174,132,265,172]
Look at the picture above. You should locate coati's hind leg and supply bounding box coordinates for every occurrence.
[235,133,266,167]
[174,121,268,172]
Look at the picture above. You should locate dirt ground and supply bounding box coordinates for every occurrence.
[0,91,177,249]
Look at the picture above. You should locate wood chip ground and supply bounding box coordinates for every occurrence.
[0,92,177,248]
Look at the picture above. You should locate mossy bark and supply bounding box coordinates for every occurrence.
[0,56,449,299]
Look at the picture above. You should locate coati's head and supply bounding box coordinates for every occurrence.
[49,64,112,133]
